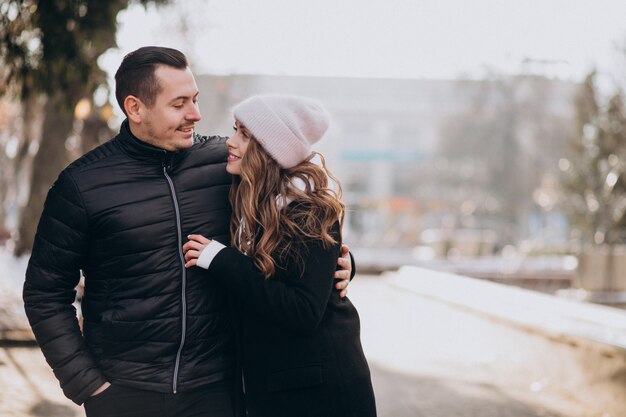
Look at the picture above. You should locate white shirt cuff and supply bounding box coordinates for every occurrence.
[196,241,227,269]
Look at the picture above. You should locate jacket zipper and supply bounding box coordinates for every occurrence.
[163,160,187,394]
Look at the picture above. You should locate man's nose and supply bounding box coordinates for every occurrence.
[187,105,201,121]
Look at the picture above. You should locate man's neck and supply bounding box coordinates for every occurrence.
[127,122,148,143]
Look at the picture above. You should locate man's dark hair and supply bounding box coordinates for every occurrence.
[114,46,188,115]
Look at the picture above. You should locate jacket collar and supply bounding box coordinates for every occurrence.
[116,119,185,161]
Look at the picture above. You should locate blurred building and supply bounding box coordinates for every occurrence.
[195,74,578,253]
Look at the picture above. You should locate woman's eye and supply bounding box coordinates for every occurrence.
[232,125,237,132]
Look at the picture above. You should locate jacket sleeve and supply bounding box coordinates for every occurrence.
[207,226,341,336]
[23,169,107,405]
[349,251,357,280]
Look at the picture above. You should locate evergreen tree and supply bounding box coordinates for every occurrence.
[560,72,626,246]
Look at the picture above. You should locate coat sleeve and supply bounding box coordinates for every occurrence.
[23,169,107,405]
[207,225,342,336]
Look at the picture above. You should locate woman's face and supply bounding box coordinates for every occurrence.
[226,120,252,175]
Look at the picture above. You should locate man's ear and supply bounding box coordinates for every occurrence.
[124,95,142,123]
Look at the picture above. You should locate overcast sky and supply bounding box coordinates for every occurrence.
[100,0,626,86]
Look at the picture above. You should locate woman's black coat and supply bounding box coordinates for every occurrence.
[206,220,377,417]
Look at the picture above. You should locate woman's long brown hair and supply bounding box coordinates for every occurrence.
[229,138,344,278]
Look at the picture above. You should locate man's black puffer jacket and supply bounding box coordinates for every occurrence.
[23,121,234,405]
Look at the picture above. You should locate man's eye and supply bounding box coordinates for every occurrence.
[232,125,237,132]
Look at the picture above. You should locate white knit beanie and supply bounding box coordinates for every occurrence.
[232,94,330,168]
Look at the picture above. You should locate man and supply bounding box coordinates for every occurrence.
[23,46,352,417]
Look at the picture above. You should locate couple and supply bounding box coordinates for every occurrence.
[23,46,376,417]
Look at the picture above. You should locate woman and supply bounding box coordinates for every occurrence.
[183,94,376,417]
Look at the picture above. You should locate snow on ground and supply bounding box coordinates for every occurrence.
[0,248,30,330]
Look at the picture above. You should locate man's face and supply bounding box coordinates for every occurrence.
[134,65,201,151]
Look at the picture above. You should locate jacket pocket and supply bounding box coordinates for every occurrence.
[266,365,323,392]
